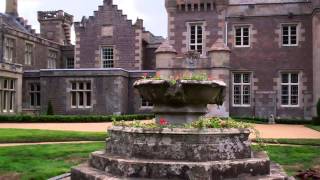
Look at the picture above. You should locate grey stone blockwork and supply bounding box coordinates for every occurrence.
[23,69,155,115]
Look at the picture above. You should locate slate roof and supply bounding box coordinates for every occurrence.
[0,13,34,34]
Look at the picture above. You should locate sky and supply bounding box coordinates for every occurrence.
[0,0,168,42]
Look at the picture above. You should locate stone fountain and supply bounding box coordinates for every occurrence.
[70,40,288,179]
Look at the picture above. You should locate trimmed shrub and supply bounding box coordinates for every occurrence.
[0,114,155,123]
[232,116,311,125]
[47,101,54,115]
[312,99,320,125]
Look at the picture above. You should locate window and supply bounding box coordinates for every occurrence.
[235,26,250,47]
[101,47,114,68]
[48,50,57,69]
[25,43,33,65]
[4,37,15,63]
[188,23,204,54]
[66,58,74,69]
[0,78,15,113]
[281,73,299,106]
[70,82,92,109]
[141,98,153,108]
[282,24,298,46]
[233,73,251,106]
[29,83,40,108]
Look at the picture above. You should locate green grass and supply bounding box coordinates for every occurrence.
[306,125,320,132]
[0,129,106,143]
[0,143,319,179]
[254,138,320,146]
[0,142,104,180]
[262,145,320,176]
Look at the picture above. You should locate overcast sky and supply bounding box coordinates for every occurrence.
[0,0,168,42]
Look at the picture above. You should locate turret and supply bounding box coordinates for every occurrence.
[38,10,74,45]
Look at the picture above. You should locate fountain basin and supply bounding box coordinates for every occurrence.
[133,79,226,125]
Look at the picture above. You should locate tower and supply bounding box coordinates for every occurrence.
[38,10,74,45]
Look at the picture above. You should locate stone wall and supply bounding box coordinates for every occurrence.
[74,0,141,70]
[227,15,313,119]
[23,69,154,115]
[3,27,63,70]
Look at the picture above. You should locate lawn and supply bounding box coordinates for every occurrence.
[255,138,320,146]
[0,142,105,180]
[0,143,319,179]
[306,125,320,132]
[263,145,320,176]
[0,129,106,143]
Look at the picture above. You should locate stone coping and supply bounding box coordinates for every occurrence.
[109,126,251,135]
[134,79,227,87]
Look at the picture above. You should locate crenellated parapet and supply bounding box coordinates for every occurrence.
[38,10,73,25]
[166,0,228,12]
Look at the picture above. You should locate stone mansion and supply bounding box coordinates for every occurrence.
[0,0,320,120]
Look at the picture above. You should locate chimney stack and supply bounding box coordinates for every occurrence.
[6,0,18,16]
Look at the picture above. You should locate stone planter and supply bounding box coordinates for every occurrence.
[133,79,226,125]
[106,126,252,161]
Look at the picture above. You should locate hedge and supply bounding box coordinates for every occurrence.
[232,116,312,125]
[0,114,155,123]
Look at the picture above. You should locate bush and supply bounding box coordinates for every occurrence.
[232,116,311,125]
[0,114,155,123]
[312,99,320,125]
[317,99,320,117]
[47,101,54,115]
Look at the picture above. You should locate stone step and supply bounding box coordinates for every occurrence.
[71,163,290,180]
[86,151,275,179]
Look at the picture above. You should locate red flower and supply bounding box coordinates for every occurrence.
[159,118,168,126]
[143,73,148,77]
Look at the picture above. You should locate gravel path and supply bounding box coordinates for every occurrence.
[0,122,320,139]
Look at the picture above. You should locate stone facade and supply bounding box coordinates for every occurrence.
[1,0,320,119]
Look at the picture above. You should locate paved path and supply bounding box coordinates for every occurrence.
[0,122,320,139]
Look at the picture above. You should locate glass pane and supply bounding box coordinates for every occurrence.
[243,85,250,95]
[243,37,249,45]
[79,83,84,90]
[291,85,299,95]
[30,93,35,106]
[291,73,298,83]
[86,83,91,90]
[234,95,241,105]
[86,92,91,106]
[234,74,241,83]
[243,74,250,83]
[72,83,77,90]
[282,85,289,95]
[36,93,41,106]
[71,92,77,106]
[79,92,84,106]
[243,95,250,105]
[234,85,241,95]
[291,96,298,105]
[282,96,289,105]
[235,28,241,37]
[282,74,289,83]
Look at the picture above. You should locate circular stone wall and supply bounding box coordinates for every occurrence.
[106,126,252,162]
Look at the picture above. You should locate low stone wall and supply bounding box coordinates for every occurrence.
[106,126,252,161]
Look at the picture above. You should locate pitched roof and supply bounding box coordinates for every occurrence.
[0,13,34,34]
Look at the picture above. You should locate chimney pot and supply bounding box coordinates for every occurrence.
[6,0,18,16]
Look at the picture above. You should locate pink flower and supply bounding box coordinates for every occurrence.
[159,118,168,126]
[143,73,148,77]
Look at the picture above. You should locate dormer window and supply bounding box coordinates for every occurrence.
[188,23,204,55]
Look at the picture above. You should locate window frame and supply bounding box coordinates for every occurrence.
[0,78,16,113]
[48,49,58,69]
[280,72,300,107]
[101,46,114,68]
[24,42,34,66]
[29,83,41,108]
[70,81,92,109]
[3,37,15,63]
[141,98,153,109]
[281,23,299,47]
[187,22,205,55]
[66,58,75,69]
[232,72,252,107]
[234,25,251,48]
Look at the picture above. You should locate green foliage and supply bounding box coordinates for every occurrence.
[232,116,312,125]
[46,101,54,115]
[113,117,252,129]
[0,129,106,143]
[0,114,155,123]
[317,99,320,117]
